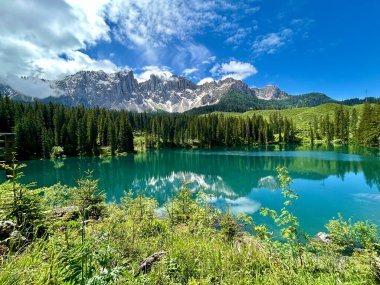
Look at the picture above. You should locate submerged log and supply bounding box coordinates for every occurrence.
[135,250,166,276]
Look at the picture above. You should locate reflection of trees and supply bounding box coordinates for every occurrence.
[51,158,65,169]
[16,147,380,204]
[360,160,380,190]
[131,149,380,191]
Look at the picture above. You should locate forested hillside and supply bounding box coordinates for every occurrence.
[0,96,379,160]
[224,103,380,146]
[185,91,336,114]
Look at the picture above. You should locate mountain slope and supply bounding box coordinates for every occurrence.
[44,72,291,112]
[185,91,335,114]
[219,103,368,131]
[0,71,295,112]
[0,70,359,113]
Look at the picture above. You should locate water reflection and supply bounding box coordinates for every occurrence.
[209,195,261,215]
[10,145,380,201]
[2,146,379,234]
[258,176,278,191]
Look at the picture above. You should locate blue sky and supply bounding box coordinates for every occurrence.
[1,0,379,100]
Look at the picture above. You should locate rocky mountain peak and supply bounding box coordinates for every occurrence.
[1,70,290,112]
[253,85,288,100]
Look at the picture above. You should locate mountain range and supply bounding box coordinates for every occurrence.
[0,70,378,113]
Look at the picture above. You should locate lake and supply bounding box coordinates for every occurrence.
[4,145,380,235]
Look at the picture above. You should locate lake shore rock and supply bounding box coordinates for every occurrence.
[0,221,15,240]
[315,232,332,243]
[48,206,80,221]
[135,250,166,276]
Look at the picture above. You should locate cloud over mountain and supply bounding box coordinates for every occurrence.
[0,0,261,83]
[210,61,258,80]
[0,0,117,79]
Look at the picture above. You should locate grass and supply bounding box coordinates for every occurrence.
[209,103,370,145]
[131,103,376,151]
[214,103,365,129]
[0,167,379,284]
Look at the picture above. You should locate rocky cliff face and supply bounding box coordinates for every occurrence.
[0,83,33,102]
[1,70,289,112]
[252,85,288,100]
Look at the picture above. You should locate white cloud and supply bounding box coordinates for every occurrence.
[225,27,252,46]
[183,68,198,76]
[252,28,293,55]
[0,74,62,99]
[209,196,261,215]
[246,6,261,14]
[0,0,261,83]
[198,77,215,85]
[290,18,314,39]
[33,50,121,79]
[107,0,235,48]
[0,0,116,79]
[134,66,173,83]
[106,0,243,64]
[202,56,217,65]
[172,43,212,71]
[209,64,221,75]
[225,197,261,215]
[291,18,314,28]
[210,60,258,80]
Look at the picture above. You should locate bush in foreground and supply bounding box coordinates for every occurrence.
[0,165,379,284]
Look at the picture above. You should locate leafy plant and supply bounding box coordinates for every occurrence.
[260,166,307,266]
[0,165,379,284]
[326,213,379,252]
[70,170,107,285]
[121,191,157,224]
[219,211,240,241]
[74,170,106,220]
[166,182,198,225]
[50,146,64,158]
[0,152,44,237]
[121,191,164,239]
[40,183,76,209]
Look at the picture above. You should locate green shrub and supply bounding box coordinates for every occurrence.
[0,166,379,284]
[0,155,44,236]
[166,183,198,225]
[219,211,240,241]
[260,166,307,267]
[326,213,379,252]
[99,146,112,158]
[40,183,76,209]
[73,170,106,220]
[50,146,64,158]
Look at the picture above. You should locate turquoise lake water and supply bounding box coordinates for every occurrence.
[5,145,380,235]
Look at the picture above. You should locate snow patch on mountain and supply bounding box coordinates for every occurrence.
[0,70,289,113]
